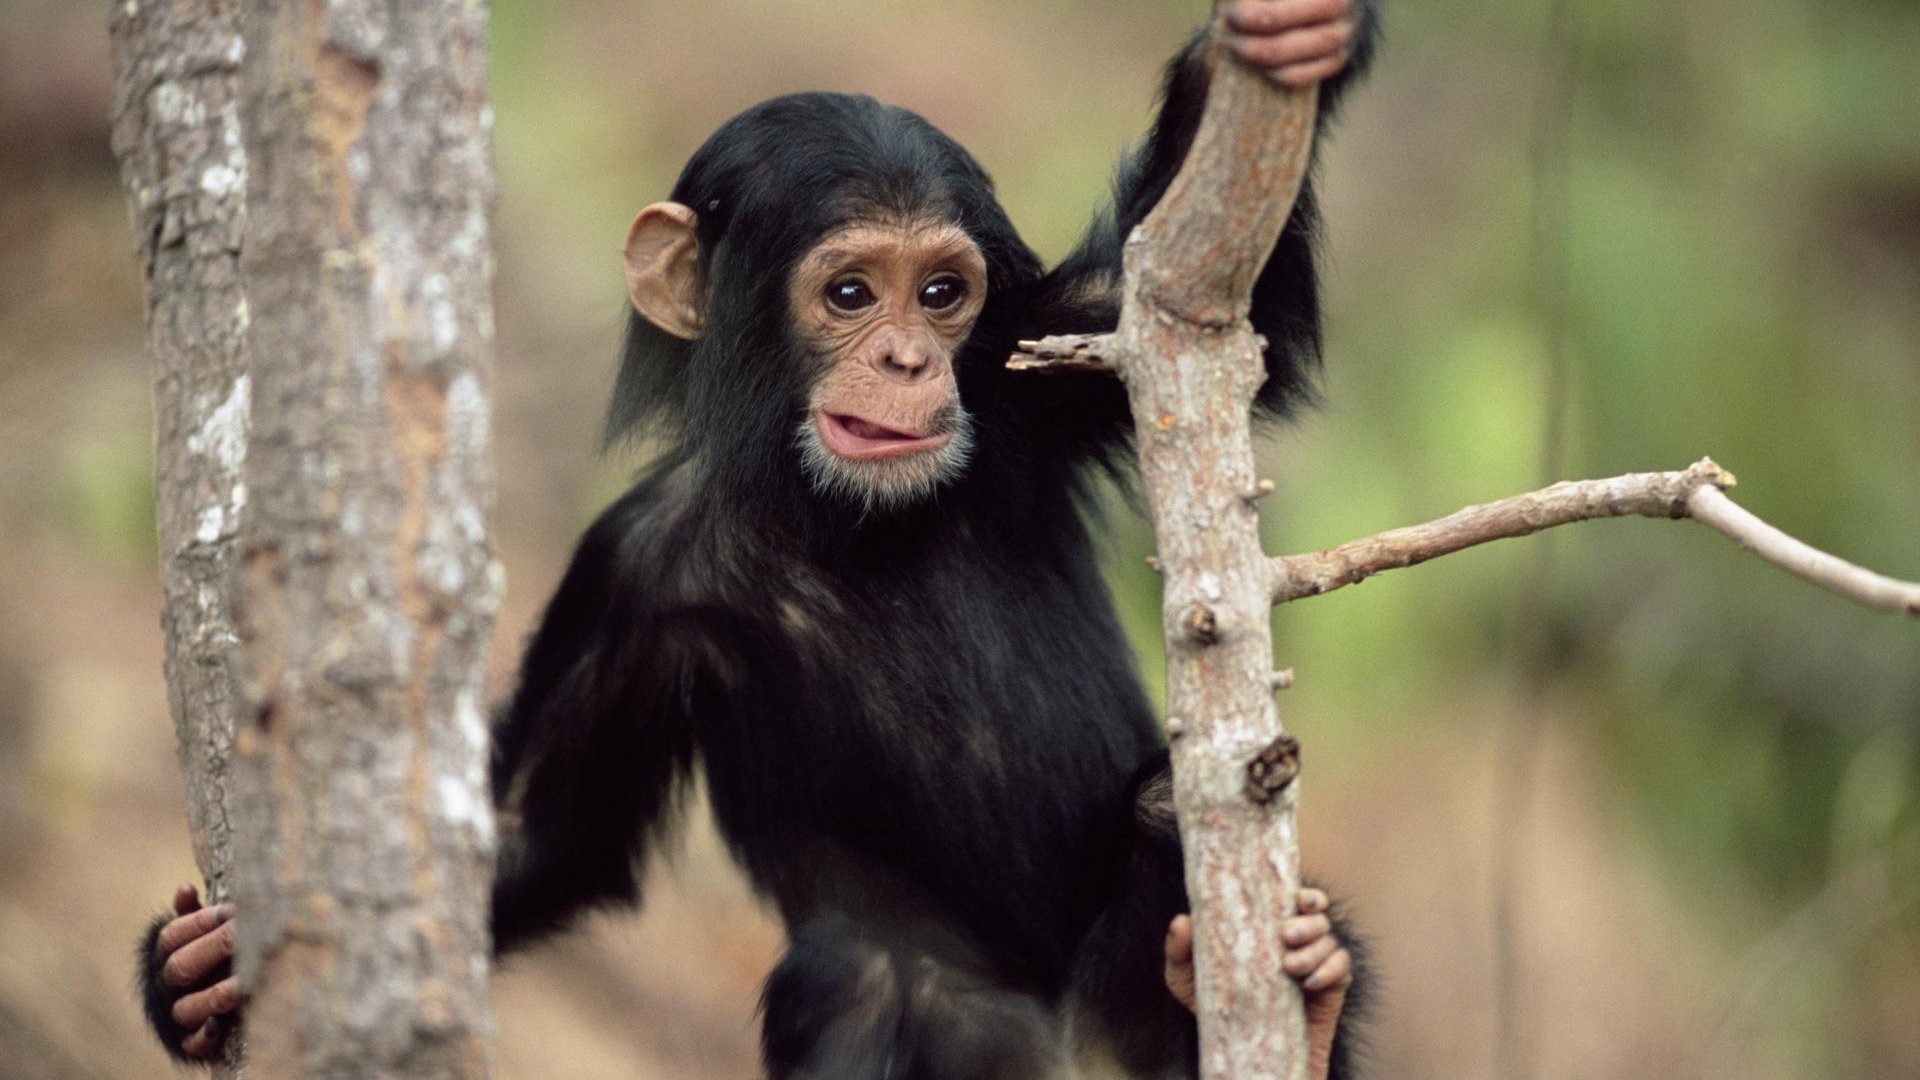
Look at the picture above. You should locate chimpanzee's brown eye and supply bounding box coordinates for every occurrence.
[826,279,876,313]
[919,277,967,312]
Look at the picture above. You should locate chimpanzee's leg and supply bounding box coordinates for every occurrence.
[760,914,1065,1080]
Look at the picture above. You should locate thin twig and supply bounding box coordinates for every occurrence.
[1687,485,1920,616]
[1268,457,1920,616]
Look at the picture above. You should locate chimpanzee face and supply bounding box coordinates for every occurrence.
[623,201,989,511]
[784,214,987,510]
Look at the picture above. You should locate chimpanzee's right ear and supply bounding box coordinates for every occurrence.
[623,202,704,340]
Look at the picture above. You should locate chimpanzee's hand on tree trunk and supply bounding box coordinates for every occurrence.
[139,883,242,1062]
[1163,887,1354,1080]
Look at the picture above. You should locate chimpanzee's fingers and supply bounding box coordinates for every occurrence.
[162,915,235,989]
[172,974,242,1030]
[1281,911,1331,948]
[1282,932,1341,979]
[1164,914,1194,966]
[1225,0,1350,36]
[172,883,203,918]
[1163,914,1197,1011]
[1296,887,1330,915]
[178,1016,224,1060]
[1274,51,1352,89]
[1301,946,1353,992]
[156,902,234,959]
[1230,20,1352,72]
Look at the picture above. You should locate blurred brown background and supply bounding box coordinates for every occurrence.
[1,0,1916,1076]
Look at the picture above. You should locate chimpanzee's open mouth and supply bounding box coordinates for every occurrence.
[815,411,952,461]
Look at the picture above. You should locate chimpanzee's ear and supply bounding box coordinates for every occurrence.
[624,202,705,340]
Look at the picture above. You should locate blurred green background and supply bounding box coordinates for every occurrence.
[0,0,1914,1076]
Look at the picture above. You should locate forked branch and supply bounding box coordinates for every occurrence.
[1053,27,1324,1079]
[1270,457,1920,615]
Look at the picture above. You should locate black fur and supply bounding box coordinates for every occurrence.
[139,14,1378,1074]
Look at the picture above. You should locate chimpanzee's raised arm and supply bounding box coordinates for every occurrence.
[1011,0,1379,449]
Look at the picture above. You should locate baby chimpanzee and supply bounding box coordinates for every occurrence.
[143,3,1378,1075]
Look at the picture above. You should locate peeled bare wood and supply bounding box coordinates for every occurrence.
[1686,484,1920,616]
[229,0,501,1075]
[1270,458,1920,616]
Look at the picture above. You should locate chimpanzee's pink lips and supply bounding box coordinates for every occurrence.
[816,411,951,461]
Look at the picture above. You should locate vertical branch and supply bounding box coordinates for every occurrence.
[1110,22,1321,1080]
[108,0,249,917]
[229,0,501,1075]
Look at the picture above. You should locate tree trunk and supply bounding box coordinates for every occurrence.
[117,0,503,1074]
[225,0,501,1075]
[109,0,250,927]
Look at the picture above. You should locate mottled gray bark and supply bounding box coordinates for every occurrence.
[115,0,503,1074]
[225,0,502,1076]
[109,0,250,918]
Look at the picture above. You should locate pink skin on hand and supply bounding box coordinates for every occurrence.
[1163,887,1353,1080]
[155,883,242,1059]
[1222,0,1358,88]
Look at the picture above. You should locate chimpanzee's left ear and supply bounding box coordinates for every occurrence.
[624,202,705,339]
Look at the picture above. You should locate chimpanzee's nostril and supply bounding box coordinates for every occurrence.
[879,347,933,380]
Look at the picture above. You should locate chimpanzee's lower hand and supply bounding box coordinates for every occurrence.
[139,883,242,1062]
[1162,887,1354,1080]
[1222,0,1359,88]
[1280,887,1354,1077]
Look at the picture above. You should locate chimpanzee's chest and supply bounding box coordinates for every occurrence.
[693,532,1161,968]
